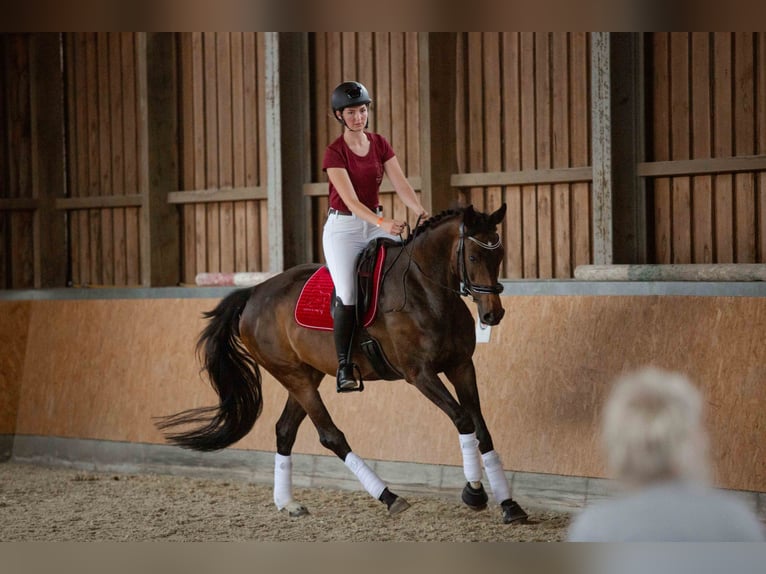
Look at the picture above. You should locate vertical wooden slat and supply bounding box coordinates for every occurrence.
[358,33,374,133]
[405,33,420,177]
[231,33,247,272]
[535,33,553,278]
[758,33,766,261]
[191,32,207,277]
[86,34,102,283]
[179,33,196,282]
[203,32,220,272]
[257,34,268,267]
[501,32,523,278]
[0,37,8,287]
[467,33,484,210]
[217,33,234,273]
[520,32,537,277]
[97,33,113,284]
[121,33,140,284]
[390,33,406,164]
[75,34,90,285]
[734,32,756,263]
[552,33,571,278]
[242,33,260,269]
[314,33,329,180]
[108,33,125,285]
[713,32,734,263]
[374,33,391,142]
[670,33,691,263]
[570,32,591,269]
[455,33,467,175]
[341,32,356,81]
[483,33,502,218]
[653,33,672,264]
[691,32,713,263]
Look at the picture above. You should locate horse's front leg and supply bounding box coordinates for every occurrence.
[445,360,529,524]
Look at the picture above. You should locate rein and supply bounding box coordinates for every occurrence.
[457,222,504,297]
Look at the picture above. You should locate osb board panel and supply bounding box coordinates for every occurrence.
[13,296,766,492]
[0,301,31,433]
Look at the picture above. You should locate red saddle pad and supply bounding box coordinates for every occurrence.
[294,249,386,331]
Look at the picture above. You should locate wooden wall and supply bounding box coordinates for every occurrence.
[175,33,270,284]
[0,35,36,289]
[644,32,766,265]
[64,33,143,286]
[454,33,593,279]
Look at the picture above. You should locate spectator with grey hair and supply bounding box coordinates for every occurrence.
[568,367,764,541]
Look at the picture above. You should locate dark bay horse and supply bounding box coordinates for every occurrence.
[157,204,528,524]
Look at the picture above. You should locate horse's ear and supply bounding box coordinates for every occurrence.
[489,203,507,225]
[464,204,476,225]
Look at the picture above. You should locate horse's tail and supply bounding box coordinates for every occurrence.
[155,287,262,451]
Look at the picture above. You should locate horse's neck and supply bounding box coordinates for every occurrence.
[394,221,460,288]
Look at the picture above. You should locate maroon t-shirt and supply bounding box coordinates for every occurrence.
[322,132,395,212]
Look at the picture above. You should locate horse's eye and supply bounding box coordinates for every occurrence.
[469,255,477,262]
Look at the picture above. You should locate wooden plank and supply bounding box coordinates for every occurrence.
[482,33,501,219]
[259,198,269,270]
[122,33,140,284]
[390,33,406,162]
[243,32,258,188]
[125,206,140,285]
[341,32,356,81]
[257,34,268,193]
[536,33,553,277]
[502,33,520,173]
[374,33,391,141]
[503,186,523,278]
[670,33,691,263]
[191,32,206,279]
[314,33,328,180]
[734,32,756,263]
[637,155,766,176]
[552,33,571,277]
[759,33,766,261]
[522,183,538,277]
[570,33,590,268]
[652,33,672,264]
[75,34,90,285]
[179,33,195,283]
[231,33,247,273]
[97,33,113,284]
[468,32,484,211]
[358,33,374,132]
[405,32,420,177]
[455,33,467,174]
[203,33,220,273]
[691,32,713,263]
[714,32,734,262]
[67,34,80,284]
[217,34,234,273]
[10,212,34,287]
[56,195,143,209]
[520,33,538,276]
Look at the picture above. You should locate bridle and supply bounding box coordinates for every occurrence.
[457,222,504,298]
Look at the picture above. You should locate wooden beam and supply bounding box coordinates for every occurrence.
[302,176,423,197]
[637,155,766,177]
[264,32,283,273]
[591,32,613,265]
[0,198,40,211]
[167,186,267,204]
[55,194,144,210]
[450,168,592,188]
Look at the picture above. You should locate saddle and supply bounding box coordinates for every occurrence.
[294,238,403,381]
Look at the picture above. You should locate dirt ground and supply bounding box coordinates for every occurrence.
[0,462,571,542]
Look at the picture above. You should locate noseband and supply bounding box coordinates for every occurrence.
[457,222,504,298]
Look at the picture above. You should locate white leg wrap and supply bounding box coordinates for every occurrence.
[459,432,483,483]
[273,453,293,510]
[482,450,511,503]
[344,452,386,499]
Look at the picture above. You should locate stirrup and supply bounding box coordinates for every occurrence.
[336,363,364,393]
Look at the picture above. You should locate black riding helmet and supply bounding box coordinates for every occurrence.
[331,81,371,127]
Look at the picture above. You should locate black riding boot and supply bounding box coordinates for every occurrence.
[333,303,360,392]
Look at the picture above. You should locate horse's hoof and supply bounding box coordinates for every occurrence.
[388,497,411,516]
[501,498,528,524]
[461,482,488,511]
[283,502,310,517]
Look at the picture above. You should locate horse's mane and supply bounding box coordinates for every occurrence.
[405,205,495,245]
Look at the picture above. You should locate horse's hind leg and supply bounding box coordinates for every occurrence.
[284,380,410,517]
[273,395,310,517]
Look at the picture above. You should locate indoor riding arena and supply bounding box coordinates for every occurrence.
[1,32,765,542]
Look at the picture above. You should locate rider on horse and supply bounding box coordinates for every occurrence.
[322,81,428,392]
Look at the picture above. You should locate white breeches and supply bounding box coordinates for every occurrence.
[322,212,399,305]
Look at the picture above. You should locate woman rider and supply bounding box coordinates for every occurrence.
[322,81,428,392]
